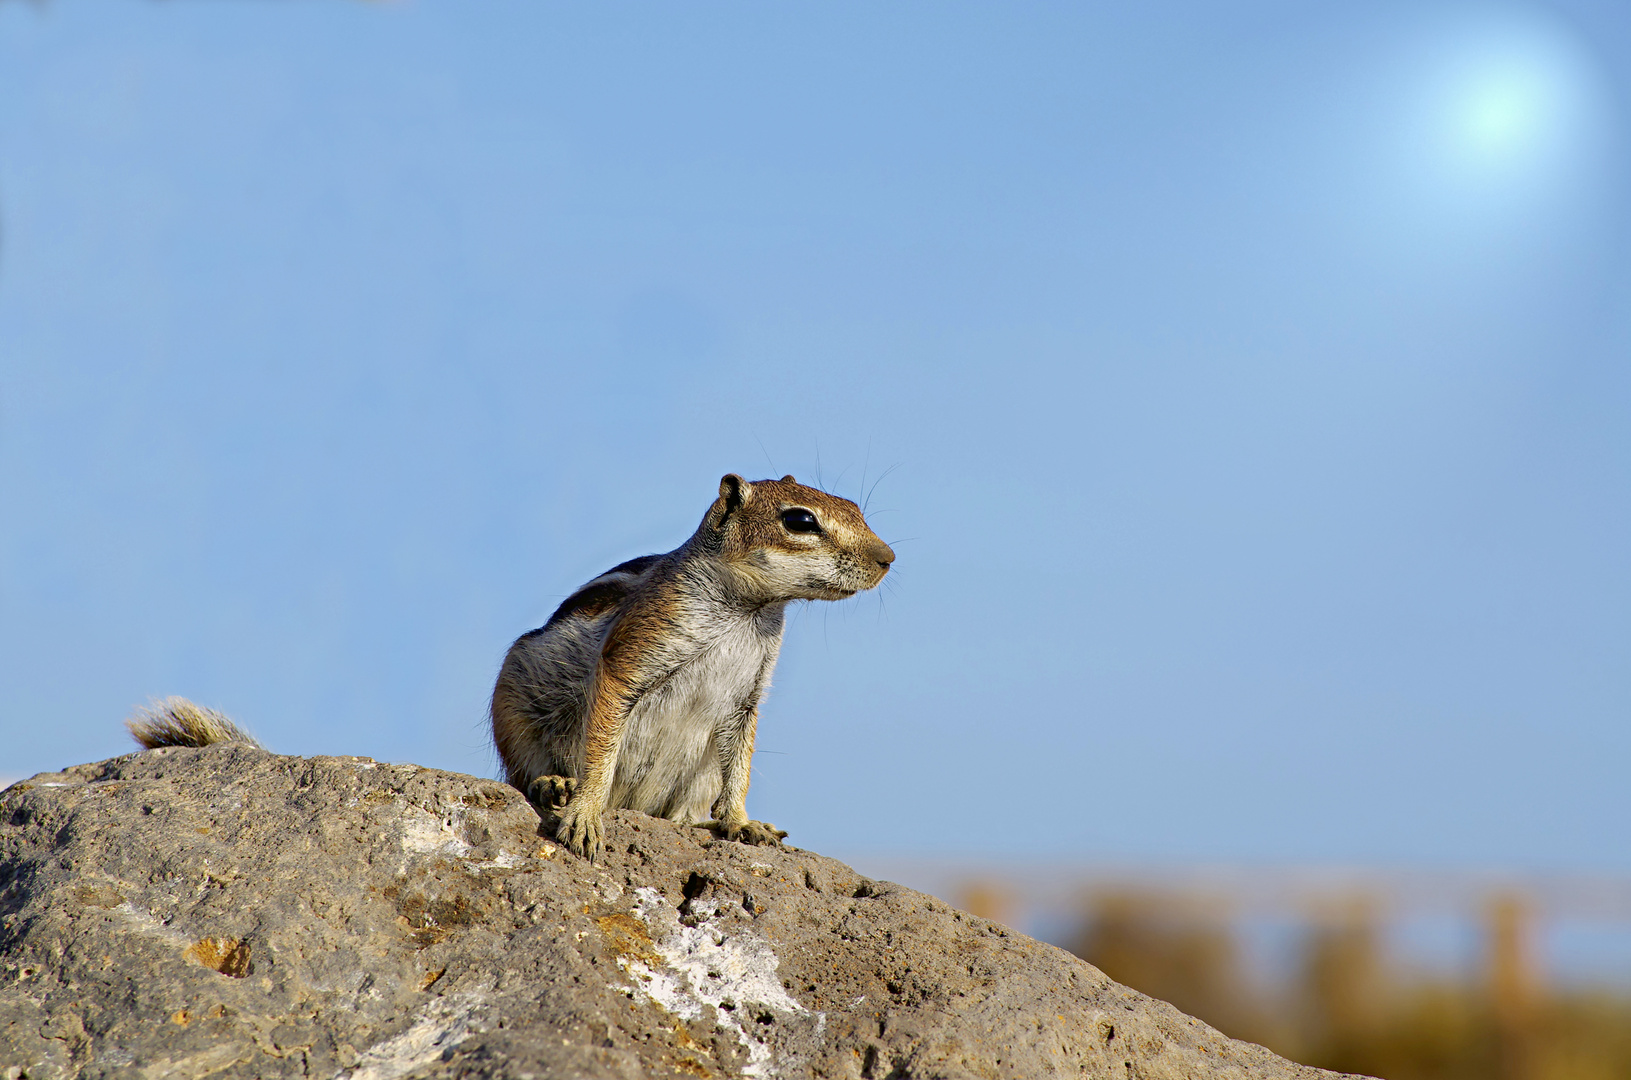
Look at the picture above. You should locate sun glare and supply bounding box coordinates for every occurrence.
[1462,79,1544,156]
[1338,11,1619,283]
[1441,52,1568,172]
[1390,13,1611,219]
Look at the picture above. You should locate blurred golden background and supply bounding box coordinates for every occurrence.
[858,861,1631,1080]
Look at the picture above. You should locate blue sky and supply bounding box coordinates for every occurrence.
[2,0,1627,871]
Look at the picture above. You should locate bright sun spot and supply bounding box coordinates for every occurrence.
[1399,15,1607,207]
[1463,82,1542,155]
[1438,47,1577,175]
[1355,13,1614,263]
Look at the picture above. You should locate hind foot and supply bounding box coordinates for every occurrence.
[705,818,788,847]
[527,774,577,811]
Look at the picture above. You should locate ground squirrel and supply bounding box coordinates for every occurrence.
[492,473,895,862]
[126,473,894,864]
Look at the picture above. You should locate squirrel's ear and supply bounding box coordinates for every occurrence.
[719,474,755,514]
[780,474,797,484]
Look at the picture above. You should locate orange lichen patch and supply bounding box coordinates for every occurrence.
[418,967,447,992]
[171,1009,191,1026]
[596,913,661,966]
[183,937,252,978]
[669,1023,719,1075]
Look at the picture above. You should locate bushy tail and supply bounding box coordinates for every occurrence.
[127,697,262,750]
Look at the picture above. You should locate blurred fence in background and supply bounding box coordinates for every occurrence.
[854,860,1631,1080]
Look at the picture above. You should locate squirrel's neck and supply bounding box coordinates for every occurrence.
[670,542,786,620]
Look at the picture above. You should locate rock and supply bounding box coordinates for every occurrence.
[0,746,1363,1079]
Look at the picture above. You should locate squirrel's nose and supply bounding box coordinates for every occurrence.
[871,542,895,570]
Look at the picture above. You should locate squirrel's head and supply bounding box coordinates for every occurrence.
[699,473,895,603]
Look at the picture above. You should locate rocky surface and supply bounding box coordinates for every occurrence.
[0,745,1362,1079]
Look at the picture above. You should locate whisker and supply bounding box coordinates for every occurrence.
[865,462,902,512]
[753,432,777,477]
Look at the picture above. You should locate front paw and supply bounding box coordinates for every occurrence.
[554,800,605,863]
[706,818,788,847]
[526,774,577,811]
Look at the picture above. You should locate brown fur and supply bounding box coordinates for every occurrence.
[492,473,894,861]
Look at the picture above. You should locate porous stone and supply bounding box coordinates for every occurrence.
[0,746,1364,1079]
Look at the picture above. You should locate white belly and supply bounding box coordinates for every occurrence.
[608,621,770,821]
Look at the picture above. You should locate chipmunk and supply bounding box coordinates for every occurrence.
[491,473,894,862]
[126,473,894,864]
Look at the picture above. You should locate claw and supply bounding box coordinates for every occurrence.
[705,819,788,847]
[741,820,789,846]
[554,801,604,863]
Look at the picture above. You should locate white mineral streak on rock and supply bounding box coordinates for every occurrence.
[112,902,192,947]
[397,806,471,860]
[340,991,486,1080]
[620,886,820,1078]
[471,851,525,871]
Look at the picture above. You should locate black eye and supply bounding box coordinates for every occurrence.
[780,508,822,534]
